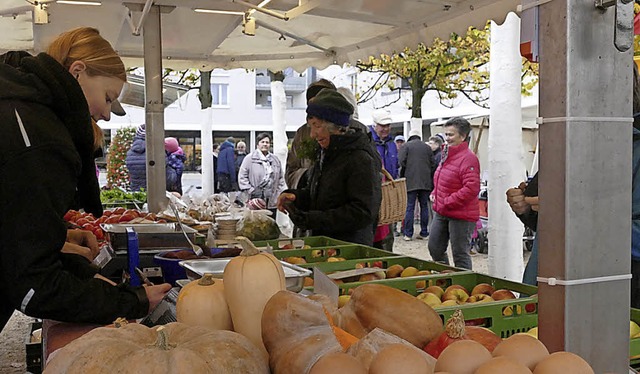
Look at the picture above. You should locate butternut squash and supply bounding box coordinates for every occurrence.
[223,236,286,359]
[333,283,443,348]
[262,290,343,374]
[176,274,233,330]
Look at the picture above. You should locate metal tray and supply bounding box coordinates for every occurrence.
[179,258,312,293]
[101,223,198,251]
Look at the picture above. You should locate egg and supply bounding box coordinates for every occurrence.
[309,352,366,374]
[475,356,533,374]
[435,340,491,374]
[369,343,433,374]
[492,333,549,370]
[533,351,595,374]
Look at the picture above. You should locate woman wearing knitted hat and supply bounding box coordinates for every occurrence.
[277,88,382,245]
[0,27,170,334]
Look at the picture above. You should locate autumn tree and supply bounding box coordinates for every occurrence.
[356,25,538,121]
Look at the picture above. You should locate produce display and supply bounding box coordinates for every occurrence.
[64,208,163,242]
[42,236,605,373]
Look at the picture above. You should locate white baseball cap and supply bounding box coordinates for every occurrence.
[372,109,392,125]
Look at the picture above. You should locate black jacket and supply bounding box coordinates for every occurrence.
[399,136,435,192]
[0,52,148,329]
[287,128,381,245]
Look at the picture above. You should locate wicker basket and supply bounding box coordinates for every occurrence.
[377,168,407,226]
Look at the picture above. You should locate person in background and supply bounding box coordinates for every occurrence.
[235,141,247,180]
[428,135,444,166]
[286,79,337,190]
[0,27,170,333]
[239,133,286,216]
[217,137,236,193]
[212,142,220,192]
[428,117,480,270]
[370,109,398,252]
[125,124,147,191]
[506,173,538,285]
[278,89,381,245]
[399,129,435,241]
[395,135,405,150]
[165,137,186,196]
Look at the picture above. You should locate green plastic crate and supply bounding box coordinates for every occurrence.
[298,255,464,280]
[337,272,538,338]
[252,236,352,249]
[271,245,398,264]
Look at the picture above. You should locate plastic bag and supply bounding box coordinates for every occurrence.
[236,209,281,241]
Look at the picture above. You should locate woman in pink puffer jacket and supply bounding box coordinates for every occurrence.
[428,117,480,270]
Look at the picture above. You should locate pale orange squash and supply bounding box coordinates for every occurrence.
[223,236,285,359]
[43,322,269,373]
[262,290,344,374]
[176,274,233,330]
[333,283,443,348]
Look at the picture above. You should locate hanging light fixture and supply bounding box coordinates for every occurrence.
[242,13,256,36]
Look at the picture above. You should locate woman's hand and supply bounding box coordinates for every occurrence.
[277,193,296,212]
[67,229,99,259]
[61,242,96,261]
[145,284,172,312]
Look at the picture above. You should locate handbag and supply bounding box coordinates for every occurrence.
[377,168,407,226]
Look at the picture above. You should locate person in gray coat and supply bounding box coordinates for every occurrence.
[238,133,287,214]
[398,129,435,240]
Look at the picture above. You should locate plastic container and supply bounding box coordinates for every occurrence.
[297,255,463,276]
[337,272,538,338]
[271,244,398,264]
[252,236,352,249]
[153,249,200,286]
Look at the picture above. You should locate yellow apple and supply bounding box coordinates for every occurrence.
[631,321,640,339]
[491,289,517,301]
[338,295,351,308]
[424,285,445,299]
[400,266,419,278]
[471,283,495,296]
[386,264,404,278]
[417,292,442,308]
[467,294,494,303]
[439,299,459,307]
[442,288,469,303]
[526,327,539,339]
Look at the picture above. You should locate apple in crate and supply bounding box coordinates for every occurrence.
[417,292,442,308]
[467,294,494,303]
[471,283,495,296]
[491,289,516,301]
[442,288,469,303]
[424,286,445,299]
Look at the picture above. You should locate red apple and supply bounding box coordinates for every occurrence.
[445,284,469,295]
[471,283,495,296]
[491,289,516,301]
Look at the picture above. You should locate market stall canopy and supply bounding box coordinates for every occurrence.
[0,0,519,71]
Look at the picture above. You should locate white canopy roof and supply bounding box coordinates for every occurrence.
[0,0,518,70]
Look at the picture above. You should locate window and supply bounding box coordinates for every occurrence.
[211,83,229,106]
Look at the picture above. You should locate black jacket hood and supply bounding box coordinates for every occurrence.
[0,51,102,216]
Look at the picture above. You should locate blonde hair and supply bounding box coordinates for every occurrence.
[47,27,126,81]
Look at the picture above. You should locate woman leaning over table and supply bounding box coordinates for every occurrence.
[0,27,170,333]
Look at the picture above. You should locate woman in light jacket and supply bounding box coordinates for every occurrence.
[238,133,287,215]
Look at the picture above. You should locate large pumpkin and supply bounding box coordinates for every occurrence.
[176,274,233,330]
[224,236,286,359]
[43,322,269,373]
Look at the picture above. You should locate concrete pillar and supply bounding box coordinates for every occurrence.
[487,13,526,281]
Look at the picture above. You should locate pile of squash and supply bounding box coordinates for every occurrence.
[43,237,596,374]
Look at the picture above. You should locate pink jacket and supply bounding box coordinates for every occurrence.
[432,141,480,222]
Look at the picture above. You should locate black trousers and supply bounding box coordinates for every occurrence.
[632,259,640,309]
[0,291,15,333]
